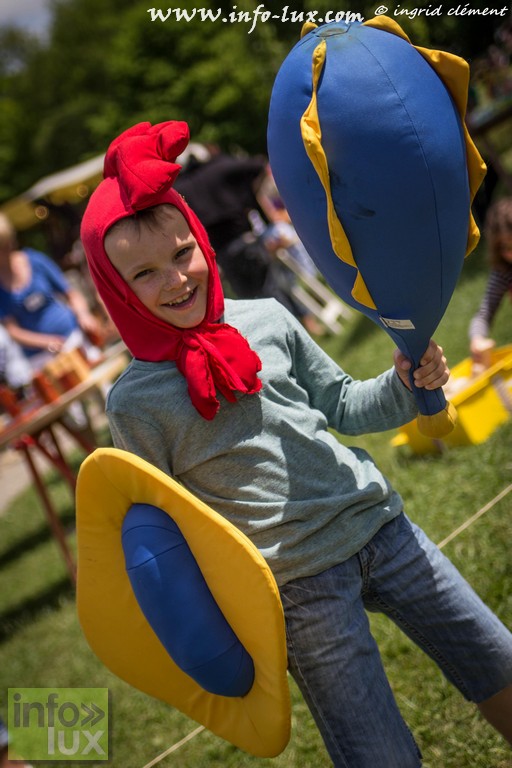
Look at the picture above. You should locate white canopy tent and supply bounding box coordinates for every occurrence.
[0,154,106,230]
[0,141,210,231]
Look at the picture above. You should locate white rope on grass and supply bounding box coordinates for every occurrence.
[140,484,512,767]
[141,725,205,768]
[437,483,512,550]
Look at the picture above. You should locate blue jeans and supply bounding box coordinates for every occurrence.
[279,512,512,768]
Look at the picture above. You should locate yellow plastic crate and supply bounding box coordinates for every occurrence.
[392,344,512,454]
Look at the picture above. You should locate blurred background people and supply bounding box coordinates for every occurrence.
[469,196,512,372]
[0,213,102,373]
[174,146,323,332]
[257,166,318,278]
[0,324,31,393]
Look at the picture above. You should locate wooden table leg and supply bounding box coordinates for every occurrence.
[16,437,77,585]
[32,426,78,491]
[54,417,96,454]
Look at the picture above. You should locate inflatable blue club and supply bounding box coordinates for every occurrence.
[267,16,485,437]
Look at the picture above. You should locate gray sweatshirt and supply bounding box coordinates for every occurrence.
[107,298,418,586]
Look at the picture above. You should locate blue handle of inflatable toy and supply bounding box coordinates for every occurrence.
[122,503,255,697]
[408,369,457,438]
[411,375,446,414]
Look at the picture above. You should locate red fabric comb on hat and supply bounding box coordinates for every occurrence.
[104,121,190,210]
[80,120,262,420]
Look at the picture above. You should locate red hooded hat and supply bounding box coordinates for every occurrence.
[80,121,262,420]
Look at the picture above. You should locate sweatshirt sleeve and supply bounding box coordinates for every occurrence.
[284,308,418,435]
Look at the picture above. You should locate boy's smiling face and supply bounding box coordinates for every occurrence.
[105,205,209,329]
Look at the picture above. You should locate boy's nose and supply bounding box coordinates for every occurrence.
[162,267,185,290]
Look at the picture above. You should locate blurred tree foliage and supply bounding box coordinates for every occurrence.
[0,0,504,203]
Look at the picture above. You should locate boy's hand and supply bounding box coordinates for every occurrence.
[393,339,450,391]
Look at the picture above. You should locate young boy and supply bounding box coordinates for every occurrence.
[81,120,512,768]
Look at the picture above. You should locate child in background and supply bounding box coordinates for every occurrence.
[469,197,512,372]
[81,121,512,768]
[257,165,319,278]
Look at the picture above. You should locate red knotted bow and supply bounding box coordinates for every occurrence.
[80,121,262,419]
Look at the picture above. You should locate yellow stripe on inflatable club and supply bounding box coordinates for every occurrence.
[300,41,377,311]
[364,15,486,257]
[76,448,291,758]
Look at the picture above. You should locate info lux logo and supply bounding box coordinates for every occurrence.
[8,688,109,761]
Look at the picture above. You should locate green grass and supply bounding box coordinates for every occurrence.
[0,246,511,767]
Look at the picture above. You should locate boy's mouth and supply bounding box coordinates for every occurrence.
[163,286,197,309]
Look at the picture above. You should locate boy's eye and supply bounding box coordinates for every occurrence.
[175,245,192,260]
[133,268,152,280]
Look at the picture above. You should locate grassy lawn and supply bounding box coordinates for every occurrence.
[0,244,511,767]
